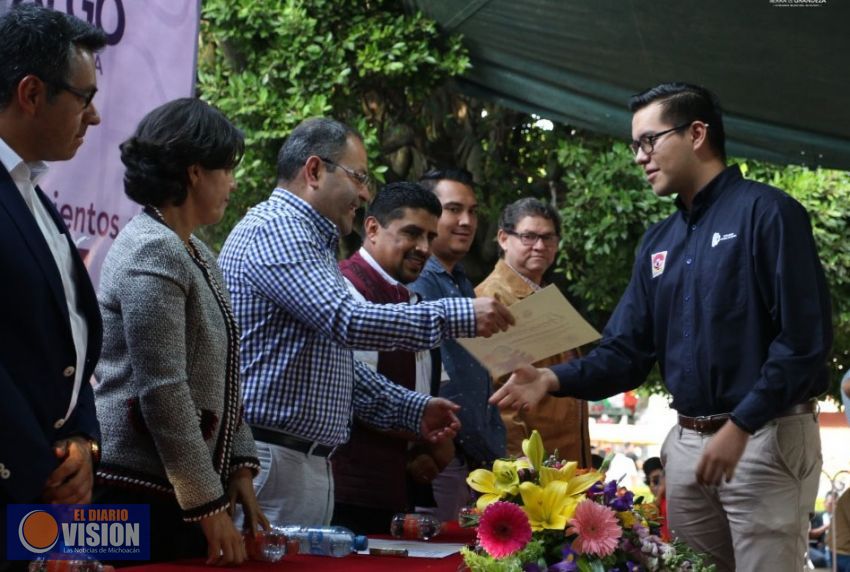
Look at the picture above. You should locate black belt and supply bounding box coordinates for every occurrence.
[250,425,335,457]
[678,399,818,435]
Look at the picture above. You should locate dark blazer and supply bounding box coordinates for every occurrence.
[0,164,103,504]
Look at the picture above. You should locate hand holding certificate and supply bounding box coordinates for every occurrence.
[458,285,600,378]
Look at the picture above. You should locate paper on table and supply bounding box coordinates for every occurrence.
[357,538,467,558]
[458,284,600,378]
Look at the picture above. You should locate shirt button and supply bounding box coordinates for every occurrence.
[0,464,10,480]
[684,295,690,301]
[684,331,690,337]
[53,419,65,430]
[691,225,697,231]
[63,366,75,378]
[685,258,693,265]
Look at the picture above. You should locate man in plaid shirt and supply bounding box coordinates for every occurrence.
[219,117,513,526]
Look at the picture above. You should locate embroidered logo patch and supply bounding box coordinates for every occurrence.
[651,251,668,278]
[711,232,737,248]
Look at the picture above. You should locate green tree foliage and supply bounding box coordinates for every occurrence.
[197,0,469,249]
[198,0,850,401]
[740,161,850,396]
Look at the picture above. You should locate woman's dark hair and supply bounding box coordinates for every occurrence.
[120,98,244,207]
[497,197,561,257]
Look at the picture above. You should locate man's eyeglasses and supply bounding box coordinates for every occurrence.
[56,80,98,109]
[505,230,559,247]
[630,122,698,156]
[319,157,373,190]
[649,475,662,486]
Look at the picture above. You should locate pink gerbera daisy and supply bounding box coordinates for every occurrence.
[477,501,532,558]
[567,499,622,557]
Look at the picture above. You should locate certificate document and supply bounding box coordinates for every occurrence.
[458,285,600,378]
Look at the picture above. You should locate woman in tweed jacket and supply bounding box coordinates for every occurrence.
[94,98,267,565]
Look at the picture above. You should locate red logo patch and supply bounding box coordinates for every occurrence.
[651,251,668,278]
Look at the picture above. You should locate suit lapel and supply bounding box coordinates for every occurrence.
[34,183,104,371]
[0,167,70,327]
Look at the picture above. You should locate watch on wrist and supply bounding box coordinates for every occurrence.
[89,440,102,468]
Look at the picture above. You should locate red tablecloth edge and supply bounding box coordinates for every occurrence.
[121,521,476,571]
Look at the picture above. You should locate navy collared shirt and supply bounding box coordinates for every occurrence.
[411,257,506,465]
[552,165,832,432]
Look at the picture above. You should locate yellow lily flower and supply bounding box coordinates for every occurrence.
[491,459,522,493]
[539,462,604,496]
[521,430,545,473]
[514,457,532,472]
[467,460,522,510]
[519,480,580,531]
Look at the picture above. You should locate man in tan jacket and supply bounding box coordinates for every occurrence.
[476,197,590,465]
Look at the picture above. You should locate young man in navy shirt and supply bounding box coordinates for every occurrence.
[491,83,832,572]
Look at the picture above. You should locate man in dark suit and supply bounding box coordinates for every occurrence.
[0,5,106,563]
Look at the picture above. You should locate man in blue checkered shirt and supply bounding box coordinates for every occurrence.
[219,118,514,526]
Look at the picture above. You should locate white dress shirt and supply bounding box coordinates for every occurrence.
[344,247,432,395]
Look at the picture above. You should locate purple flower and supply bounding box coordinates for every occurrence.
[523,563,543,572]
[547,546,579,572]
[620,538,643,560]
[561,545,578,560]
[603,480,618,501]
[610,490,634,512]
[588,481,606,498]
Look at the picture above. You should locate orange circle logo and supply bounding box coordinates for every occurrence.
[18,510,60,554]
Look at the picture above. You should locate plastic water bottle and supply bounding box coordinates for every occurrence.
[390,513,442,540]
[28,561,103,572]
[244,525,300,562]
[279,525,367,557]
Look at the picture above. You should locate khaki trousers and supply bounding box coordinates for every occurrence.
[662,412,821,572]
[235,440,335,527]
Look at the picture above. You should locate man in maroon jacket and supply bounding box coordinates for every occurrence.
[331,181,453,533]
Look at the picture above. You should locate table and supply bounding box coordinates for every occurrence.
[123,522,476,571]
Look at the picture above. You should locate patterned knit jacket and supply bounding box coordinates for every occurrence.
[94,213,259,521]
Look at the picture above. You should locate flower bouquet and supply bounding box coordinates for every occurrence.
[460,430,715,572]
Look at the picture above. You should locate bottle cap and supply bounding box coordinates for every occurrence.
[353,535,368,551]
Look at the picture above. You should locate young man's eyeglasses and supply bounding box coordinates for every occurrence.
[630,122,698,156]
[55,81,98,109]
[505,230,559,247]
[649,475,663,486]
[319,157,373,190]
